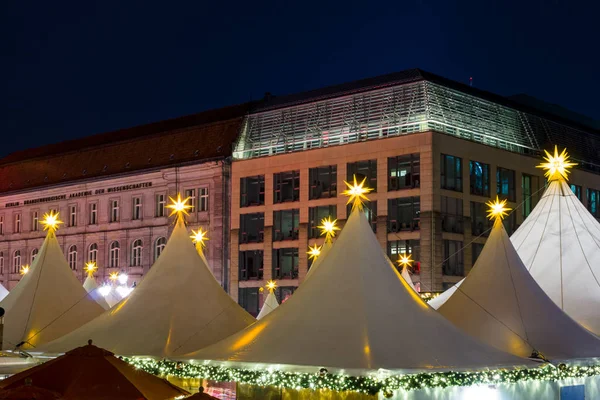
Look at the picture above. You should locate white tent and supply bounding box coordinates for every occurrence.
[101,285,122,308]
[0,283,9,303]
[428,279,463,310]
[83,275,110,310]
[37,216,255,357]
[305,240,332,281]
[183,207,528,372]
[511,177,600,334]
[438,217,600,359]
[256,290,279,320]
[0,229,104,350]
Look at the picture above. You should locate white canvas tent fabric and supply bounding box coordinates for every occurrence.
[38,216,255,357]
[401,266,417,292]
[0,283,9,303]
[102,286,121,308]
[183,209,528,373]
[256,290,279,320]
[428,279,464,310]
[0,231,104,350]
[438,218,600,359]
[83,275,110,310]
[511,179,600,334]
[305,240,332,281]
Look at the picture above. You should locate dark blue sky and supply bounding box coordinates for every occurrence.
[2,0,599,157]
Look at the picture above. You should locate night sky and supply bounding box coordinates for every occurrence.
[2,0,599,157]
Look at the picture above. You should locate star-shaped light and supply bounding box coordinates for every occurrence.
[109,272,119,282]
[537,146,577,181]
[307,244,322,261]
[342,175,373,210]
[166,194,193,217]
[85,261,97,276]
[41,211,63,232]
[486,195,512,220]
[266,280,277,292]
[397,253,413,270]
[318,217,340,240]
[190,228,209,247]
[20,264,30,275]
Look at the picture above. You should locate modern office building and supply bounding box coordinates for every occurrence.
[230,69,600,315]
[0,104,249,289]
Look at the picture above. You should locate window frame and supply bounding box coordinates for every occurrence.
[440,154,463,192]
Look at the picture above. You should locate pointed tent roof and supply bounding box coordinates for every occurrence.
[83,276,110,310]
[183,209,527,372]
[256,290,279,320]
[305,240,332,281]
[438,217,600,359]
[0,283,8,303]
[0,230,104,350]
[428,279,463,310]
[511,178,600,334]
[401,266,417,292]
[37,216,255,357]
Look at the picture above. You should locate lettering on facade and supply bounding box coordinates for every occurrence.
[4,182,153,208]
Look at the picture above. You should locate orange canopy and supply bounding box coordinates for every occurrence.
[0,341,188,400]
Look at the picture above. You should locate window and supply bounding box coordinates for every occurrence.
[441,196,463,233]
[0,252,4,275]
[309,166,337,199]
[443,240,464,276]
[387,240,421,274]
[472,243,485,266]
[274,171,300,203]
[587,189,600,218]
[273,248,299,279]
[571,184,582,201]
[31,248,38,263]
[14,213,21,233]
[154,237,166,261]
[32,211,39,231]
[109,200,119,222]
[89,203,98,225]
[185,189,196,213]
[469,161,490,197]
[13,250,21,273]
[88,243,98,262]
[239,213,264,243]
[470,202,491,237]
[273,209,299,241]
[0,216,4,235]
[240,176,265,207]
[198,187,209,211]
[347,160,377,192]
[132,197,142,220]
[346,201,378,233]
[308,205,337,238]
[238,287,260,317]
[440,154,462,192]
[67,205,76,227]
[275,286,296,303]
[155,194,166,217]
[388,154,420,190]
[131,239,143,267]
[388,197,420,232]
[497,167,516,202]
[68,245,78,271]
[109,241,120,268]
[239,250,263,281]
[522,174,539,218]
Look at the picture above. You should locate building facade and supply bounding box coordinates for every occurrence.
[230,70,600,315]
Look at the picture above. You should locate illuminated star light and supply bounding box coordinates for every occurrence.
[166,194,193,217]
[41,210,63,232]
[342,175,373,210]
[266,280,277,292]
[20,264,30,275]
[486,196,512,221]
[85,261,97,276]
[537,146,577,181]
[190,228,209,247]
[318,217,340,240]
[109,272,119,282]
[307,244,322,261]
[397,253,413,270]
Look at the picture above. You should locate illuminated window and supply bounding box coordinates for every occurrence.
[109,241,120,268]
[89,203,98,225]
[88,243,98,262]
[388,154,420,190]
[32,211,39,231]
[13,250,21,273]
[388,197,420,232]
[238,287,259,317]
[522,174,539,218]
[497,167,516,202]
[68,245,78,271]
[443,240,464,276]
[570,184,582,201]
[155,194,166,217]
[239,250,263,281]
[239,213,264,243]
[272,248,299,279]
[198,187,209,211]
[131,239,143,267]
[69,205,77,227]
[347,160,377,192]
[441,196,463,233]
[109,200,119,222]
[240,176,265,207]
[14,213,21,233]
[273,209,299,241]
[273,171,299,203]
[470,202,491,237]
[587,189,600,218]
[469,161,490,197]
[31,248,38,263]
[184,189,196,213]
[154,237,166,261]
[132,197,142,220]
[309,166,337,199]
[441,154,462,192]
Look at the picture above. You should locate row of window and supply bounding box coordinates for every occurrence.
[0,237,168,274]
[240,155,421,207]
[0,189,209,234]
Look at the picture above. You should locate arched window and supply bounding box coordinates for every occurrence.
[68,245,77,271]
[0,252,4,275]
[88,243,98,262]
[109,241,120,268]
[154,237,166,261]
[131,239,143,267]
[13,250,21,273]
[31,248,38,264]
